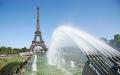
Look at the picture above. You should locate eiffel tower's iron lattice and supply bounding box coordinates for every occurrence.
[30,5,47,54]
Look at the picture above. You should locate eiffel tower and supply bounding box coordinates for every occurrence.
[30,3,47,54]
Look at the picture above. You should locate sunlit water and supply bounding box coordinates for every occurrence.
[47,25,120,74]
[32,55,37,71]
[24,25,120,75]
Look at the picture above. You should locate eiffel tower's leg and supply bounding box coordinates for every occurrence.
[30,3,48,55]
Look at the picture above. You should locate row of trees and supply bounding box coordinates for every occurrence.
[0,47,29,55]
[101,34,120,51]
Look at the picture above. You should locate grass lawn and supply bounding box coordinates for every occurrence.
[0,55,28,74]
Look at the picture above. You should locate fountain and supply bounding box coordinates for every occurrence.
[32,55,37,71]
[24,25,120,75]
[71,61,75,68]
[47,25,120,75]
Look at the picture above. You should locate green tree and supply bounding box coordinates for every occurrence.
[19,47,28,52]
[8,47,12,50]
[0,46,17,54]
[109,34,120,51]
[114,34,120,41]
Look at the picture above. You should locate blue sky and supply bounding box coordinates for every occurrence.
[0,0,120,48]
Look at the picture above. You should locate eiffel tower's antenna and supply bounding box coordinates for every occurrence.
[36,0,40,31]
